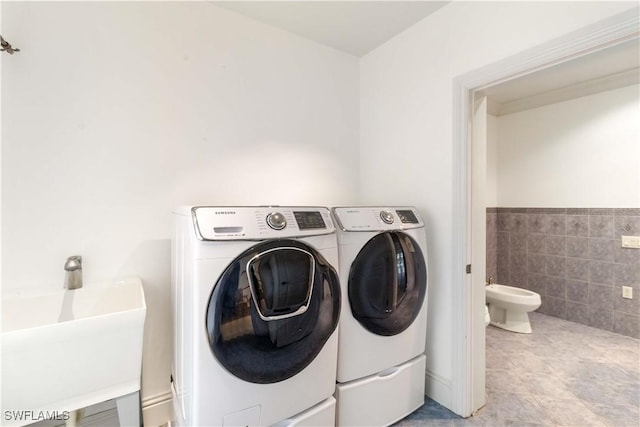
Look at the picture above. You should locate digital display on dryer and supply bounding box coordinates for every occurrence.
[396,210,419,224]
[293,211,326,230]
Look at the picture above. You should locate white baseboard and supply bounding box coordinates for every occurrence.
[424,369,453,413]
[142,391,173,427]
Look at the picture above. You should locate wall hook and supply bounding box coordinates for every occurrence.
[1,35,20,54]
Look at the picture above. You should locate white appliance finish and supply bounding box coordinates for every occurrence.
[486,283,541,333]
[332,206,429,427]
[2,277,146,427]
[171,206,341,427]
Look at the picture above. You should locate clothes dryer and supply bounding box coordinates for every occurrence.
[331,207,429,427]
[171,206,341,427]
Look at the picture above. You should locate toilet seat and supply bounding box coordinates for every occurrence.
[486,284,540,312]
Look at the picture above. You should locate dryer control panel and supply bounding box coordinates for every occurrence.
[190,206,335,240]
[332,206,424,232]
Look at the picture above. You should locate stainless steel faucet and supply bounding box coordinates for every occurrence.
[64,255,83,289]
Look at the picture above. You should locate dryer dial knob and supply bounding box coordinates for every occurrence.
[380,210,394,224]
[266,212,287,230]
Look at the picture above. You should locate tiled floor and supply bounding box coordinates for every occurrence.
[396,312,640,426]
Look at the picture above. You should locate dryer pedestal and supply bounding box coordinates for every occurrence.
[273,396,336,427]
[335,355,425,427]
[173,388,336,427]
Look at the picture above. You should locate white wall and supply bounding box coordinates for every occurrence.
[496,84,640,208]
[359,0,638,410]
[1,1,359,420]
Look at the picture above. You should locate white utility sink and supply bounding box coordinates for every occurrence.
[1,277,146,426]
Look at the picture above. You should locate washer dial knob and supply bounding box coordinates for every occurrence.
[380,210,394,224]
[266,212,287,230]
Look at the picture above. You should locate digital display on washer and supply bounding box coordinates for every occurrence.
[294,211,326,230]
[396,210,419,224]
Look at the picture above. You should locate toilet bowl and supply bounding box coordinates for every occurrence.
[484,304,490,327]
[485,284,541,333]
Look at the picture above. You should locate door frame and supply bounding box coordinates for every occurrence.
[450,7,639,417]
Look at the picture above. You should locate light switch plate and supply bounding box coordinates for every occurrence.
[622,286,633,300]
[621,235,640,248]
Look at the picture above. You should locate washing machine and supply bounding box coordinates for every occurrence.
[171,206,341,427]
[331,206,429,427]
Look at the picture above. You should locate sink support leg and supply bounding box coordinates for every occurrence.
[65,408,85,427]
[116,391,142,427]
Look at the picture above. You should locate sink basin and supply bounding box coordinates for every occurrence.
[1,276,146,425]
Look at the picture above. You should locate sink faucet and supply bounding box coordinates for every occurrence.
[64,255,83,289]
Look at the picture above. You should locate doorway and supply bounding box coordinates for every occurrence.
[450,7,639,417]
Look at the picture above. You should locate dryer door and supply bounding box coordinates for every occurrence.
[206,239,340,384]
[348,231,427,336]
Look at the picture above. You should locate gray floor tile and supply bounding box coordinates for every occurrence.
[586,402,640,427]
[395,312,639,427]
[532,395,605,426]
[486,391,555,425]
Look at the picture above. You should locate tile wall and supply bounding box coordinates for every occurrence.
[486,208,640,338]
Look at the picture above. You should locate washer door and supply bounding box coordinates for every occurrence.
[206,239,340,384]
[348,231,427,336]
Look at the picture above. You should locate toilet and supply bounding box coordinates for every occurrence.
[485,284,541,333]
[484,304,490,327]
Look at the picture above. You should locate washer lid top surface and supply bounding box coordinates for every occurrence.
[332,207,424,231]
[191,206,335,240]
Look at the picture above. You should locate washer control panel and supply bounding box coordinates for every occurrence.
[266,212,287,230]
[191,206,334,240]
[332,206,424,232]
[379,210,394,224]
